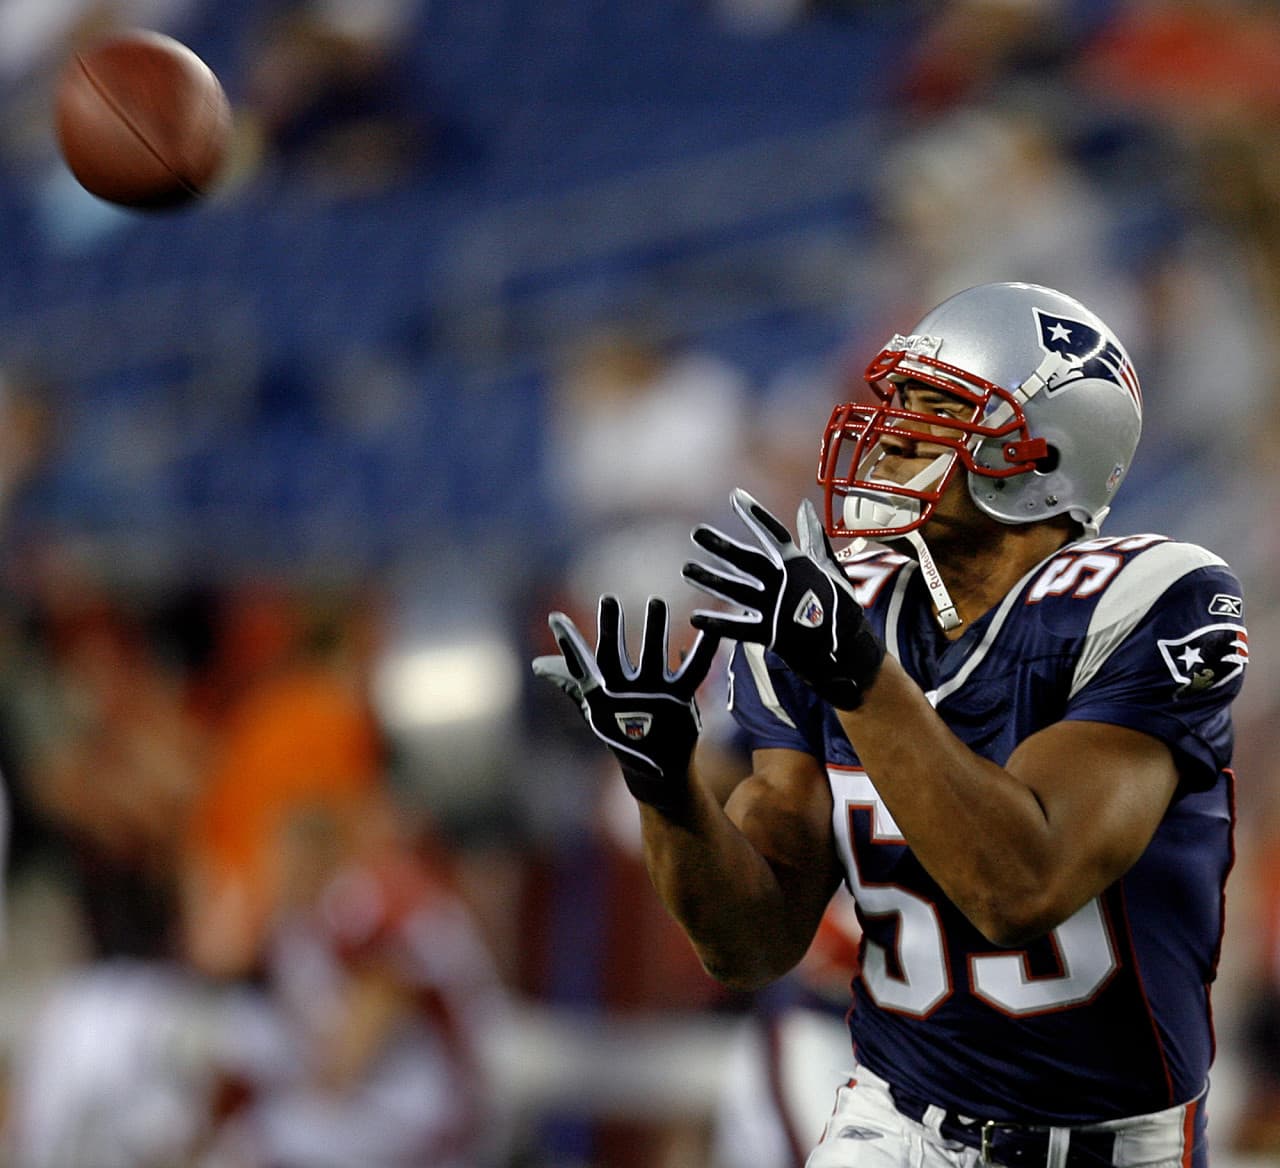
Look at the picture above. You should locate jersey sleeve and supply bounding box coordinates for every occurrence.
[1064,551,1246,790]
[725,640,828,756]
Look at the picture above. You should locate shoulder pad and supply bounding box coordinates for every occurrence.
[1062,537,1238,697]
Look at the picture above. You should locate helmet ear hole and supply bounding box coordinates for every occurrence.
[1034,445,1061,475]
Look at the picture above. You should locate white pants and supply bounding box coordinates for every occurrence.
[804,1066,981,1168]
[804,1064,1202,1168]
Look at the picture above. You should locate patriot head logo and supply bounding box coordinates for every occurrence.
[1157,623,1248,699]
[1034,308,1142,412]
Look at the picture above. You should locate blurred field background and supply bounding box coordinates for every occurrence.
[0,0,1279,1165]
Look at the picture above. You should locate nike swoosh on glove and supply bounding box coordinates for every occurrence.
[682,488,884,710]
[532,594,721,814]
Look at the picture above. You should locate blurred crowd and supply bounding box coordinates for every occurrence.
[0,0,1279,1166]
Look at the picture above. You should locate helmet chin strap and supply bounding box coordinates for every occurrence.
[904,530,962,632]
[841,453,963,632]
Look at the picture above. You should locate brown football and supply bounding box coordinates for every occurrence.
[55,29,232,210]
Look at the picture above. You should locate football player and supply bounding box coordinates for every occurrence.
[534,282,1246,1167]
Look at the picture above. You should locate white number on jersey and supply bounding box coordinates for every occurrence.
[831,766,1117,1017]
[1026,535,1168,605]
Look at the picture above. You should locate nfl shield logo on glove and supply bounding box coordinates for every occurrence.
[616,712,654,740]
[794,590,825,629]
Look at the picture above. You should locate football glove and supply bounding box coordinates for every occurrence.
[682,488,885,710]
[532,594,721,814]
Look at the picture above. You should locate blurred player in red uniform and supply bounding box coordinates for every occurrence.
[204,796,510,1168]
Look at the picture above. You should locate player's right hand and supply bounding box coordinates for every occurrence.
[532,595,721,815]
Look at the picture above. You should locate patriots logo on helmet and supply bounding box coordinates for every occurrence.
[1157,623,1248,699]
[1035,309,1142,410]
[615,712,653,740]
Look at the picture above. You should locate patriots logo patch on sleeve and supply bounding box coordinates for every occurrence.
[1157,624,1248,698]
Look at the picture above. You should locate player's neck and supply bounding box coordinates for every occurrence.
[929,518,1076,639]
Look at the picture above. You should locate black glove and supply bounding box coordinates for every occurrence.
[682,488,885,710]
[532,594,721,814]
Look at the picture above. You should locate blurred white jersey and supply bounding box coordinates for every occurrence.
[712,891,860,1168]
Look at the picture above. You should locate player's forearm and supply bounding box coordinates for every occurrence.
[637,781,811,990]
[839,657,1060,945]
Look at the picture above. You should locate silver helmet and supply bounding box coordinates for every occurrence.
[818,281,1143,542]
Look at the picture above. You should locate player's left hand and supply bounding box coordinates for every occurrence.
[682,488,885,710]
[532,595,721,815]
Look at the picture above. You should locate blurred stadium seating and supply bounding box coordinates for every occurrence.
[0,0,915,584]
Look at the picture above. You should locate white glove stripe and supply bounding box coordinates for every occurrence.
[795,498,858,602]
[730,488,788,567]
[692,529,776,590]
[598,595,641,684]
[546,611,606,694]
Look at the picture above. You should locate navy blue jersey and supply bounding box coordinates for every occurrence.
[726,532,1246,1124]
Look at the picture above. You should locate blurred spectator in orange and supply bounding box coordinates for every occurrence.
[181,586,386,979]
[1079,0,1280,131]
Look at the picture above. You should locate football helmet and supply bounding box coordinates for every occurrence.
[818,282,1143,543]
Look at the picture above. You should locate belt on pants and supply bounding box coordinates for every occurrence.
[888,1085,1118,1168]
